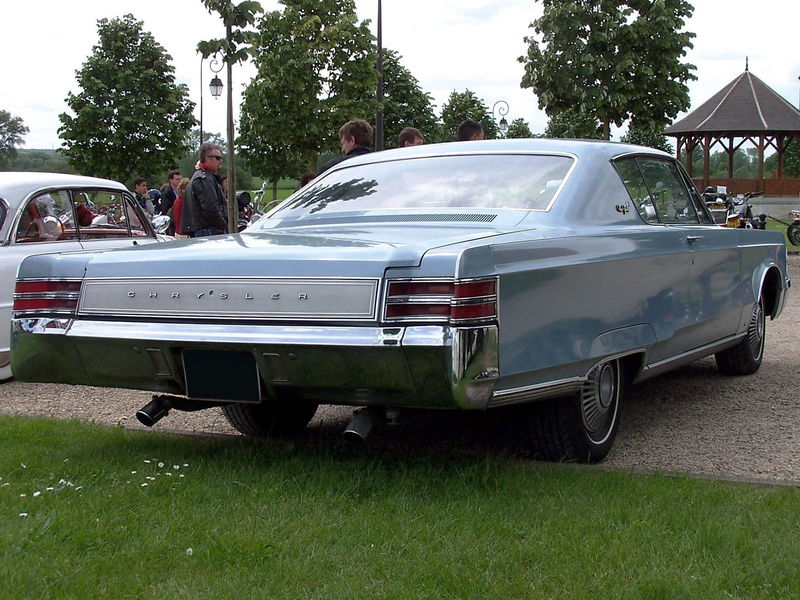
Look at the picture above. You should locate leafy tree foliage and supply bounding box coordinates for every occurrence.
[505,118,535,139]
[440,90,500,140]
[2,149,74,174]
[0,110,29,168]
[544,108,603,139]
[620,128,674,153]
[380,50,439,148]
[58,15,195,182]
[238,0,377,179]
[520,0,696,139]
[764,140,800,178]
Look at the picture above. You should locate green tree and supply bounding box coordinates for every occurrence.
[520,0,696,139]
[0,110,29,169]
[440,90,500,140]
[5,149,74,174]
[58,15,195,182]
[785,140,800,177]
[238,0,377,186]
[544,108,603,139]
[620,128,674,153]
[379,50,439,148]
[765,140,800,178]
[505,117,535,139]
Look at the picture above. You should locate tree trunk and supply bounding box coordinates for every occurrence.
[272,180,278,203]
[602,119,610,140]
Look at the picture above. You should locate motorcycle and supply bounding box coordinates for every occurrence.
[786,210,800,246]
[722,191,764,229]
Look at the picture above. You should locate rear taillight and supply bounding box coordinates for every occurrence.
[384,277,497,324]
[13,279,82,315]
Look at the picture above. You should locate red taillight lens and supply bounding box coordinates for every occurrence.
[387,281,454,297]
[450,301,496,321]
[384,277,497,324]
[14,281,82,294]
[385,303,451,319]
[13,279,81,315]
[454,280,496,298]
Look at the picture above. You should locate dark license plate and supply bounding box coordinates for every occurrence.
[182,349,261,402]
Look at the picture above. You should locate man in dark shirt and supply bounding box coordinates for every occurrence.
[159,170,181,214]
[318,119,373,175]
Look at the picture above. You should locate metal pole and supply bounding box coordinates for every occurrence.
[375,0,384,151]
[199,56,204,145]
[225,22,237,234]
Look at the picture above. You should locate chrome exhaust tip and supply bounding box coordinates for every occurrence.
[343,407,383,442]
[135,395,172,427]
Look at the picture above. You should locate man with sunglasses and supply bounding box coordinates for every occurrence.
[180,143,228,237]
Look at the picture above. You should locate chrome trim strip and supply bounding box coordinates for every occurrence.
[490,377,585,407]
[16,277,84,283]
[642,333,744,372]
[64,320,399,346]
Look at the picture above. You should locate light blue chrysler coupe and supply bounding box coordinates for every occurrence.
[11,139,789,462]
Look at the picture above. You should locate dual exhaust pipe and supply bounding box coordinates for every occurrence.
[136,395,397,442]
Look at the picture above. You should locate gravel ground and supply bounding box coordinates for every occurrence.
[2,256,798,485]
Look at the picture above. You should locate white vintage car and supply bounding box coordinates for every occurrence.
[0,172,168,380]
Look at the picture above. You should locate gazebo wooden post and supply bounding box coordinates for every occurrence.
[727,136,734,178]
[703,134,711,188]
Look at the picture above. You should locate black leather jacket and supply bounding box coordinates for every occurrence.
[180,169,227,234]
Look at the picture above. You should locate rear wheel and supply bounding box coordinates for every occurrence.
[222,398,318,437]
[715,296,765,375]
[526,358,622,463]
[787,222,800,247]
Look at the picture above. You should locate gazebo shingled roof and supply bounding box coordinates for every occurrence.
[666,70,800,135]
[664,66,800,189]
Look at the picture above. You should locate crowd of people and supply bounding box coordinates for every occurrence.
[133,118,484,237]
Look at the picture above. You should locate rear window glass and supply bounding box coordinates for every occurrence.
[263,154,574,222]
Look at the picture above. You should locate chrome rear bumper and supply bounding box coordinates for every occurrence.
[11,318,499,410]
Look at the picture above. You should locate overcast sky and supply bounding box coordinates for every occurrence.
[3,0,799,149]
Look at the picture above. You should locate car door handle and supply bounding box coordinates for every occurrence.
[686,235,702,244]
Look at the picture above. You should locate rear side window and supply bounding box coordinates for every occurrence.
[615,159,658,223]
[15,190,78,243]
[615,157,709,225]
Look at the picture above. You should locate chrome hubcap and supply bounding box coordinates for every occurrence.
[580,361,619,442]
[748,300,765,361]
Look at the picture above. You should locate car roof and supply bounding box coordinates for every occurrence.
[329,138,672,173]
[0,172,127,203]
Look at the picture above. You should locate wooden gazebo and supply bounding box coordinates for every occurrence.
[664,66,800,195]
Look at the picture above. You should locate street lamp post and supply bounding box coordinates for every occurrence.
[199,53,224,146]
[375,0,384,151]
[492,100,509,137]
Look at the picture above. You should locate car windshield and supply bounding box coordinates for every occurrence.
[263,154,573,222]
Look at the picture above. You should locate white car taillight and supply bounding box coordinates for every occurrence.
[384,277,497,324]
[13,280,82,315]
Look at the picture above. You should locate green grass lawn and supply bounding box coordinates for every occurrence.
[1,416,798,599]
